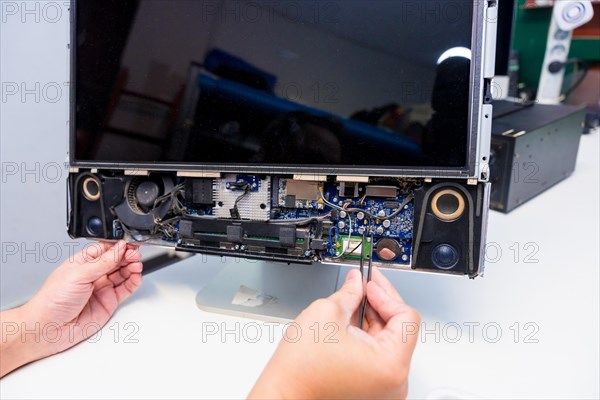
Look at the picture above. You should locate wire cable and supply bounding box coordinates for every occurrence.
[563,60,590,100]
[319,189,413,220]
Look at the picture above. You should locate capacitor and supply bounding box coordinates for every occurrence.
[377,210,386,218]
[357,211,365,220]
[376,226,384,235]
[337,221,345,230]
[382,220,391,228]
[340,210,347,219]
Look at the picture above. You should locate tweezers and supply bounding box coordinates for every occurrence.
[358,230,374,329]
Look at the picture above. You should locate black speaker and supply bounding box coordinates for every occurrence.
[412,181,487,277]
[68,173,124,240]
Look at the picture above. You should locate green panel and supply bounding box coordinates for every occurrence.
[570,39,600,61]
[512,0,552,89]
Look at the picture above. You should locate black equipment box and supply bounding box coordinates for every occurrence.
[490,101,586,213]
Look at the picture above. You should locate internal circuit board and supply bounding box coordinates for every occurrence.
[270,180,413,264]
[111,174,417,267]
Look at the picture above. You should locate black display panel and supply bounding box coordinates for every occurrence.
[74,0,475,168]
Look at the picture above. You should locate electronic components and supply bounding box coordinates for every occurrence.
[316,180,414,264]
[185,178,213,205]
[113,175,176,230]
[277,179,324,209]
[213,175,271,220]
[338,182,359,198]
[376,238,402,261]
[226,175,260,192]
[365,185,398,198]
[334,235,372,258]
[177,218,313,263]
[73,171,417,269]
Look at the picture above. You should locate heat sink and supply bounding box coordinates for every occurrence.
[213,175,271,220]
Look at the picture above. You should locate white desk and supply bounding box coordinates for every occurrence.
[1,133,598,399]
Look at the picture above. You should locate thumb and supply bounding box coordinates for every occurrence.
[80,240,127,282]
[327,269,364,321]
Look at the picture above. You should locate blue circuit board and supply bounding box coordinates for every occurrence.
[272,208,326,220]
[323,185,412,233]
[268,182,414,264]
[185,207,213,216]
[323,184,413,263]
[226,175,260,192]
[333,200,413,239]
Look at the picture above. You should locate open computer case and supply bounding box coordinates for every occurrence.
[68,0,498,278]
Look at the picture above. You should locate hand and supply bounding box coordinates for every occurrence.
[249,267,421,399]
[0,240,143,377]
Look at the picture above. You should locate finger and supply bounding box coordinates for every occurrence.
[94,262,143,291]
[81,240,127,281]
[123,248,143,264]
[99,241,116,248]
[115,273,143,304]
[107,262,139,287]
[126,242,140,254]
[366,280,414,324]
[107,268,127,287]
[112,249,142,269]
[370,267,404,303]
[327,269,364,322]
[365,302,385,335]
[125,261,143,274]
[367,281,420,360]
[92,274,113,291]
[70,241,113,265]
[367,281,420,335]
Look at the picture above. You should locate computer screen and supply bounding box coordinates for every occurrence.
[74,0,474,168]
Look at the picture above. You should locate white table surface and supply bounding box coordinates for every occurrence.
[1,133,598,399]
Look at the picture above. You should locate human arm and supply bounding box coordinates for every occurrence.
[0,241,142,377]
[249,267,421,399]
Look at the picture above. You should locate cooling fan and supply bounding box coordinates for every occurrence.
[114,174,175,231]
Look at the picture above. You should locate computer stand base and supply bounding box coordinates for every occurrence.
[195,260,341,322]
